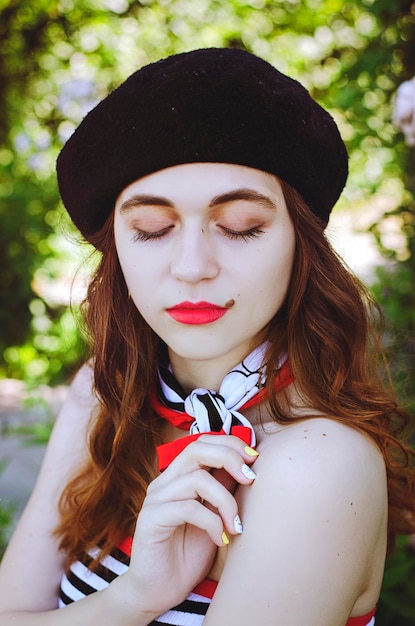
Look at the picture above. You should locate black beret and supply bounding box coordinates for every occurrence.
[57,47,348,241]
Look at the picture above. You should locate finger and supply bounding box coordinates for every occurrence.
[148,470,240,534]
[157,436,259,485]
[210,466,238,494]
[197,434,259,463]
[138,500,228,547]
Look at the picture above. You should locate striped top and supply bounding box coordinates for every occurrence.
[58,545,215,625]
[58,541,376,625]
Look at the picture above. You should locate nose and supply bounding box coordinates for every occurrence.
[170,227,220,283]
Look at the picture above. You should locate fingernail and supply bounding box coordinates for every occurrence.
[234,515,243,534]
[244,446,259,457]
[241,463,257,480]
[222,531,230,545]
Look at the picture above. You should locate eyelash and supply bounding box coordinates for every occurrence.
[131,227,173,242]
[131,225,265,243]
[221,226,265,241]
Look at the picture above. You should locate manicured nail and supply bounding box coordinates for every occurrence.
[234,515,243,534]
[222,531,230,545]
[244,446,259,457]
[241,463,257,480]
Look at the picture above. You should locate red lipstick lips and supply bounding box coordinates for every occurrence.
[166,301,229,325]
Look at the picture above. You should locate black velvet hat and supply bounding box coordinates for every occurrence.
[57,47,348,241]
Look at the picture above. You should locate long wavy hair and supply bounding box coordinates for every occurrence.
[55,178,415,566]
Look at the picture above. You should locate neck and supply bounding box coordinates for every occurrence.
[168,348,255,393]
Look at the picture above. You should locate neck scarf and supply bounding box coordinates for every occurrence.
[152,343,293,469]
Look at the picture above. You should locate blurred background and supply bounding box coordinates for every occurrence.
[0,0,414,622]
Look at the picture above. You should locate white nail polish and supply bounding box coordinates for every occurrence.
[234,515,243,534]
[241,463,257,480]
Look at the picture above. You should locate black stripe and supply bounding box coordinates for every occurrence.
[67,569,97,597]
[80,553,119,584]
[197,393,225,432]
[149,597,211,624]
[111,546,131,564]
[173,598,210,615]
[58,588,73,606]
[158,363,187,405]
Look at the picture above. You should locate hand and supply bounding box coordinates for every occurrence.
[123,434,258,618]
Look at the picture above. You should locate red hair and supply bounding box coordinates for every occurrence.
[55,179,415,566]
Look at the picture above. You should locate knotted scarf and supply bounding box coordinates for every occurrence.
[152,343,293,470]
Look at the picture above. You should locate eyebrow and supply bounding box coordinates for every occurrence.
[209,189,277,211]
[119,194,174,213]
[119,188,278,213]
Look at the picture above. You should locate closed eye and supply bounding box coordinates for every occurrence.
[131,226,174,242]
[220,226,265,242]
[131,224,265,243]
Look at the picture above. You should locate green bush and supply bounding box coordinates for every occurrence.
[0,462,14,561]
[377,536,415,625]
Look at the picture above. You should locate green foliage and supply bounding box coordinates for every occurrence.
[0,462,14,561]
[0,504,13,562]
[377,536,415,625]
[8,418,55,446]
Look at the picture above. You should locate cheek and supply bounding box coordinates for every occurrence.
[117,252,149,304]
[115,226,153,310]
[252,263,293,324]
[241,241,294,295]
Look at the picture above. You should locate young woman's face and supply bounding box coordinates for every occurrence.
[114,162,295,369]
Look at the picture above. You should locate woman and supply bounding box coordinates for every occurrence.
[0,47,414,625]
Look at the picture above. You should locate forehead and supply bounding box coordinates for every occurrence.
[115,162,285,207]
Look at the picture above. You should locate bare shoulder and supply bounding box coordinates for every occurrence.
[253,417,387,524]
[49,362,98,453]
[34,362,98,486]
[258,416,386,485]
[205,418,388,624]
[64,359,97,412]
